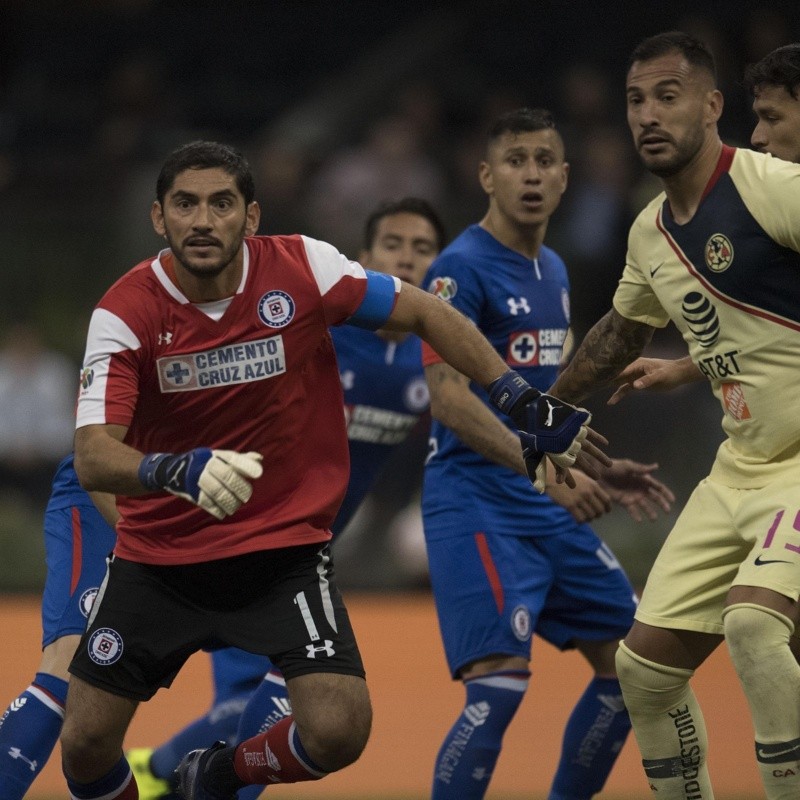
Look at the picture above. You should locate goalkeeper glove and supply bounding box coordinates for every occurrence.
[488,370,591,491]
[138,448,264,520]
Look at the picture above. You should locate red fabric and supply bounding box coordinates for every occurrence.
[233,717,324,785]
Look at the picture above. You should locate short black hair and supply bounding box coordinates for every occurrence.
[628,31,717,84]
[362,197,447,253]
[744,43,800,100]
[156,141,255,205]
[487,107,557,144]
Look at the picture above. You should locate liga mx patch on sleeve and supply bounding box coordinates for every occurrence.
[157,336,287,392]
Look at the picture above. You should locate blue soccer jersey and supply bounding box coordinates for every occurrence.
[421,225,635,675]
[330,325,428,535]
[422,225,576,537]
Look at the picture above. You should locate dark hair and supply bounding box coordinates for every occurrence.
[744,43,800,100]
[362,197,447,253]
[156,141,255,205]
[628,31,717,84]
[487,107,557,143]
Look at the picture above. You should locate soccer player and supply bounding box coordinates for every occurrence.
[128,196,447,800]
[608,41,800,404]
[60,140,596,800]
[420,107,674,800]
[549,32,800,799]
[0,455,116,798]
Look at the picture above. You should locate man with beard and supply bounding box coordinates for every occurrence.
[549,32,800,799]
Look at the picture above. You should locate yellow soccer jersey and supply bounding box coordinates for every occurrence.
[614,146,800,487]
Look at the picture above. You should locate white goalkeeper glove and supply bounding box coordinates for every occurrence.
[138,448,264,520]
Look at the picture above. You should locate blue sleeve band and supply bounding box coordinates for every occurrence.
[347,271,398,330]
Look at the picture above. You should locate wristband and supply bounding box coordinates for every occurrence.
[487,370,540,415]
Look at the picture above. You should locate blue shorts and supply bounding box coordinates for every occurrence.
[210,648,271,705]
[41,503,116,647]
[425,525,637,678]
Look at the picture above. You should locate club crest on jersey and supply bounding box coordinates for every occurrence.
[511,605,531,642]
[404,376,429,412]
[428,276,457,301]
[88,627,123,665]
[79,588,99,618]
[705,233,734,272]
[258,290,295,328]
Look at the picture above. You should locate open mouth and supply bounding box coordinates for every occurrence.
[521,191,544,208]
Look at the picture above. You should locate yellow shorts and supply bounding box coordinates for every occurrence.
[636,476,800,635]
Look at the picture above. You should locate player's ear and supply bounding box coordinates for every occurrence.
[245,201,261,236]
[151,201,166,237]
[357,249,371,267]
[478,161,493,195]
[707,89,724,125]
[561,161,570,194]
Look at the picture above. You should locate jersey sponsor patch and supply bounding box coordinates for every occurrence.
[88,627,123,665]
[157,336,286,393]
[506,329,566,366]
[345,404,419,444]
[257,290,295,328]
[721,381,751,421]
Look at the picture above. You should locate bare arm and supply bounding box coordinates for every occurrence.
[384,284,509,389]
[550,308,655,404]
[607,355,703,405]
[425,362,526,473]
[74,424,150,495]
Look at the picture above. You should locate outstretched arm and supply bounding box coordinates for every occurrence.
[549,308,655,404]
[607,356,703,405]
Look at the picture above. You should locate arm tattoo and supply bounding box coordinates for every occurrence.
[551,309,653,403]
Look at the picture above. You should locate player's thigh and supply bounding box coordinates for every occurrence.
[42,503,115,647]
[732,477,800,620]
[636,478,748,636]
[536,524,636,651]
[425,531,552,678]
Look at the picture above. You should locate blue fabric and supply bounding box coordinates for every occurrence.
[0,674,67,800]
[41,458,116,647]
[432,671,528,799]
[549,677,632,800]
[346,270,397,329]
[66,754,131,799]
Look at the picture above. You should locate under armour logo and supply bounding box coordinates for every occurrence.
[507,297,531,316]
[8,747,37,772]
[544,399,557,427]
[306,640,335,658]
[158,331,173,345]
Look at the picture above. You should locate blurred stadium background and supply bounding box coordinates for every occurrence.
[0,1,795,797]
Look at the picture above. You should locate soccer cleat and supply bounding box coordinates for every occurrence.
[127,747,174,800]
[175,741,238,800]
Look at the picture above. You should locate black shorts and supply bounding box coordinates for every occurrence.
[69,543,364,701]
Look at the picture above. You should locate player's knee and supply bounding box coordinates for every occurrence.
[295,682,372,771]
[723,603,793,667]
[60,717,114,780]
[615,640,694,715]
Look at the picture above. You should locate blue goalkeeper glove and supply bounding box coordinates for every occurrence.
[138,448,264,520]
[488,370,591,492]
